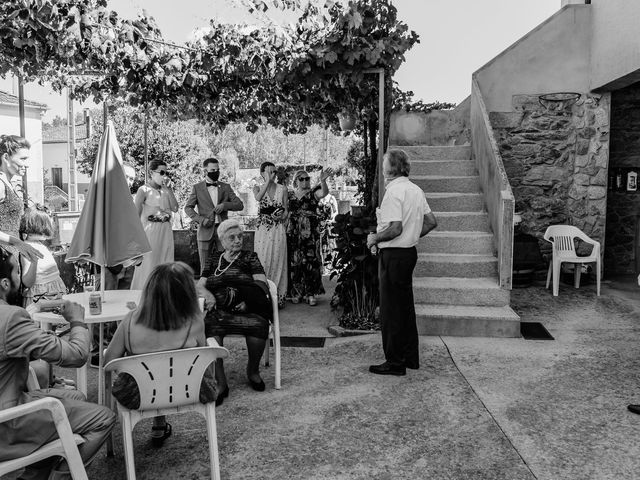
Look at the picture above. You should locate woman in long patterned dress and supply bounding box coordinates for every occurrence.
[287,169,331,306]
[0,135,42,264]
[253,161,288,308]
[131,160,179,290]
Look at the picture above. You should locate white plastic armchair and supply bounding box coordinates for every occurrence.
[105,344,230,480]
[544,225,601,296]
[0,397,88,479]
[263,279,282,390]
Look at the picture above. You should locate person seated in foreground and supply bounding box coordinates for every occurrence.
[197,219,273,396]
[0,247,116,480]
[104,262,217,447]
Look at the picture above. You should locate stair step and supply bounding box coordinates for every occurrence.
[413,277,508,306]
[418,231,494,254]
[399,145,472,161]
[416,305,520,337]
[411,160,477,176]
[434,212,490,232]
[415,253,498,277]
[412,175,480,193]
[425,193,484,212]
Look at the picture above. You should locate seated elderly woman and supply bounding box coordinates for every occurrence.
[197,219,272,397]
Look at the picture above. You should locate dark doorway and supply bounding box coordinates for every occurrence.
[604,81,640,277]
[51,167,63,190]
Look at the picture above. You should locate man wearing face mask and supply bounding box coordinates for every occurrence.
[184,157,244,274]
[366,149,437,376]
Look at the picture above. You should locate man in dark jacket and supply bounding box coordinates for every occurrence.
[184,157,244,273]
[0,247,115,479]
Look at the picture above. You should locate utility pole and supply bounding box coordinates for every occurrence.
[17,76,28,205]
[67,89,78,211]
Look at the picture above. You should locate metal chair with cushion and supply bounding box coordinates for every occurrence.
[544,225,601,296]
[105,343,230,480]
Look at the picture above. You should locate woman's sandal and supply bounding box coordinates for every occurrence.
[151,423,172,447]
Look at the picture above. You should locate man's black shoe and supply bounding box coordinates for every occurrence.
[369,362,406,376]
[404,362,419,370]
[628,404,640,415]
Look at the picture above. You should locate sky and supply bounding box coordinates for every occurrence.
[0,0,561,122]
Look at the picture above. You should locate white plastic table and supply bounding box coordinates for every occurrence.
[32,290,142,404]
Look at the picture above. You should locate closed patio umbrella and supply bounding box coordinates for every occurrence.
[65,120,150,403]
[66,120,151,289]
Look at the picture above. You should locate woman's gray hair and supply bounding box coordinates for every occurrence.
[217,218,243,240]
[384,149,411,177]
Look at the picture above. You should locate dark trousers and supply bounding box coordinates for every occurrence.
[198,227,222,275]
[379,247,419,368]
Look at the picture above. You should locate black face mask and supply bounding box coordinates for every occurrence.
[207,171,220,182]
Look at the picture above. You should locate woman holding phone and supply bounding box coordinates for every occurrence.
[253,161,288,308]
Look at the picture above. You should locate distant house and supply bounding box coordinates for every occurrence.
[42,114,92,211]
[0,90,47,204]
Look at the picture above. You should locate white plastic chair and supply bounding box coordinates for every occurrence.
[0,397,88,480]
[105,343,230,480]
[263,279,282,390]
[544,225,601,296]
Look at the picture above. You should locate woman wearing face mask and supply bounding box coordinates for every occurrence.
[131,160,179,290]
[253,161,288,309]
[286,169,331,306]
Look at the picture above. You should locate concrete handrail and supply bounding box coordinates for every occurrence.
[471,75,514,289]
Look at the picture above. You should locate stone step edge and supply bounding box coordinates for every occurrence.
[418,253,497,261]
[413,175,479,180]
[415,304,520,320]
[413,276,501,288]
[426,231,493,237]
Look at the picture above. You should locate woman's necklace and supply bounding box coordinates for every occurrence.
[214,251,242,277]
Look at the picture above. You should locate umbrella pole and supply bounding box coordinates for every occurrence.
[98,265,106,405]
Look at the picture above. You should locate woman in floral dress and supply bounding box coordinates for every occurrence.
[253,161,288,308]
[287,169,331,306]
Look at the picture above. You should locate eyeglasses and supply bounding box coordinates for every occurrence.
[155,170,169,176]
[298,177,310,182]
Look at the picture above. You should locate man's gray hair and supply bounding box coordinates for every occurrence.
[384,149,411,177]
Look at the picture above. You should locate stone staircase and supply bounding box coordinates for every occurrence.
[399,145,520,337]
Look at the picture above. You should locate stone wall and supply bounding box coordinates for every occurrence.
[490,92,611,258]
[604,82,640,274]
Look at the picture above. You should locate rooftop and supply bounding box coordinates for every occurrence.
[0,90,48,110]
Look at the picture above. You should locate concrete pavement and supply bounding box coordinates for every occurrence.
[40,276,640,479]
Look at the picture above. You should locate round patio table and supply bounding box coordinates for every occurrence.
[32,290,142,404]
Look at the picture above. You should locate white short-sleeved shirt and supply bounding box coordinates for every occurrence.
[377,176,431,249]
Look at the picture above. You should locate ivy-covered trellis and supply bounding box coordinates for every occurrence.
[0,0,423,328]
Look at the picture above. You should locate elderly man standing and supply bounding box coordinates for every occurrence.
[366,149,438,376]
[0,247,115,479]
[184,157,244,274]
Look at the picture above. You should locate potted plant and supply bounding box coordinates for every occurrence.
[329,210,379,330]
[337,109,357,132]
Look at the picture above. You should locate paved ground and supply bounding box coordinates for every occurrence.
[16,276,640,479]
